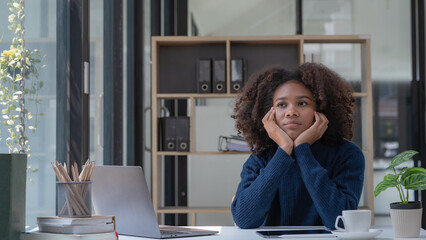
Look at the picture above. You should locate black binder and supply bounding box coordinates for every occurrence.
[212,59,226,93]
[197,59,212,93]
[176,116,190,151]
[231,59,244,93]
[159,117,177,151]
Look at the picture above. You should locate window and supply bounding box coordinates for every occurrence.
[0,0,57,226]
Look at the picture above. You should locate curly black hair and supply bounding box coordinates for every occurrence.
[232,62,356,155]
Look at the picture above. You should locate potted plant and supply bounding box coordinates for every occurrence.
[374,150,426,238]
[0,0,43,155]
[0,0,44,239]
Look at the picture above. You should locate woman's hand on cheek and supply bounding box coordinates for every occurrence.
[262,107,294,155]
[294,112,329,147]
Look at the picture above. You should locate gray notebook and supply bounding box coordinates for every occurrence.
[91,166,218,238]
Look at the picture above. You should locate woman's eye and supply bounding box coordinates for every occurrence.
[298,101,307,106]
[277,103,286,108]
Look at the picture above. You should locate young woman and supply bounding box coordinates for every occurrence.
[231,63,365,229]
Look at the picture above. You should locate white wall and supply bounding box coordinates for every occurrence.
[189,100,248,225]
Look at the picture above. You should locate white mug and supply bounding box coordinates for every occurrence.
[334,210,371,232]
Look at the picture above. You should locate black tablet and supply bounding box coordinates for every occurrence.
[256,229,335,238]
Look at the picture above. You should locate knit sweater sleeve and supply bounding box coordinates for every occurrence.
[293,142,365,229]
[231,148,294,229]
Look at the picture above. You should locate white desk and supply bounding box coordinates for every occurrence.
[119,226,426,240]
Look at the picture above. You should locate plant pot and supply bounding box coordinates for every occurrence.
[0,154,27,240]
[389,201,422,238]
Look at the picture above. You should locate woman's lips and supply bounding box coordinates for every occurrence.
[284,122,301,128]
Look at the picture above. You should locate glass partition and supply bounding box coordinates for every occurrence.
[188,0,296,36]
[303,0,412,224]
[0,0,57,227]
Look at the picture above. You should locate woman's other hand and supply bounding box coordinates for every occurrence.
[262,107,294,155]
[294,112,328,147]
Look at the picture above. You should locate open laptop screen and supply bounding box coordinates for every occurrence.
[91,166,218,238]
[92,166,163,237]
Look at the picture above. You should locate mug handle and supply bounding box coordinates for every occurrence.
[335,215,346,231]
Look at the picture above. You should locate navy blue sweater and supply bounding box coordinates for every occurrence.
[231,140,364,229]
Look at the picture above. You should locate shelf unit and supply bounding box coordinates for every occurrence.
[151,35,373,225]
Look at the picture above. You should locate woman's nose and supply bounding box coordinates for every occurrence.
[285,105,298,117]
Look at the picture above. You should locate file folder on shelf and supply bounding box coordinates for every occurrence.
[159,116,190,151]
[231,59,245,93]
[218,135,251,152]
[197,59,212,93]
[212,59,226,93]
[159,117,177,151]
[176,116,190,151]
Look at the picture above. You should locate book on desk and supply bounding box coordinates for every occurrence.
[36,215,116,234]
[22,215,117,240]
[21,231,118,240]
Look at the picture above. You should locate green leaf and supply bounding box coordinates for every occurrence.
[374,174,398,197]
[400,166,408,175]
[401,167,426,190]
[387,150,419,170]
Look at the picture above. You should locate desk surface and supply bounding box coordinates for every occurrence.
[119,226,426,240]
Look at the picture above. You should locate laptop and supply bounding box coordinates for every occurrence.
[91,165,219,238]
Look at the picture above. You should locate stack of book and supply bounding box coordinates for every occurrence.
[218,135,251,152]
[21,215,117,240]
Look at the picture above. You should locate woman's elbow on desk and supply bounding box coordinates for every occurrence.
[231,203,263,229]
[233,219,262,229]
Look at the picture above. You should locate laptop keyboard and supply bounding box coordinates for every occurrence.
[161,230,191,235]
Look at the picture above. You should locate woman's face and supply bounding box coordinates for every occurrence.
[273,80,316,140]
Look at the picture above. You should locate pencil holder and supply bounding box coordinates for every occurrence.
[56,181,92,218]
